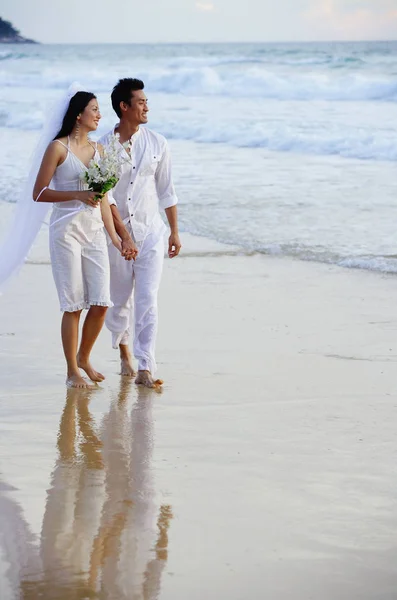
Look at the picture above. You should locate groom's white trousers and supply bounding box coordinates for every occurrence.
[106,230,164,375]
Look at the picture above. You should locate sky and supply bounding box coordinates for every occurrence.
[2,0,397,44]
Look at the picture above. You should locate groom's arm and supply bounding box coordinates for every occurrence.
[156,142,181,259]
[164,205,181,258]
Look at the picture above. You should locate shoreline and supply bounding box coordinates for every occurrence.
[1,196,397,278]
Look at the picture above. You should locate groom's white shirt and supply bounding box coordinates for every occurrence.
[99,126,178,243]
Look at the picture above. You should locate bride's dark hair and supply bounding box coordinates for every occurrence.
[54,91,96,139]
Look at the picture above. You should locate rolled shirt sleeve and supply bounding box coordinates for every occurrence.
[156,142,178,210]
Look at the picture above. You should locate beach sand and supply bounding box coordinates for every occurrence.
[0,234,397,599]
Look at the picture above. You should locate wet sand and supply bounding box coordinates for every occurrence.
[0,235,397,599]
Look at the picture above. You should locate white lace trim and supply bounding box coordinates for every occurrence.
[61,300,113,313]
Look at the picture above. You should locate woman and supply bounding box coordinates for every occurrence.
[33,91,129,389]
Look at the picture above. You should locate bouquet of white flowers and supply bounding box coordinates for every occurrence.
[80,133,129,199]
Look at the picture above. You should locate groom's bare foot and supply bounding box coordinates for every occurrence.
[66,373,95,389]
[135,370,163,389]
[120,357,136,377]
[77,354,105,382]
[119,343,136,377]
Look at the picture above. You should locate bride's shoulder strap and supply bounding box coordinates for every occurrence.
[54,138,69,151]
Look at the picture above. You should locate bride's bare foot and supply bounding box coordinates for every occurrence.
[135,370,163,390]
[66,373,95,389]
[77,354,105,382]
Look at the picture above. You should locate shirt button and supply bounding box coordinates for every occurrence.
[130,213,134,217]
[133,166,136,169]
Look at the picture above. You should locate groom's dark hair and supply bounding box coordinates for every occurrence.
[111,78,145,118]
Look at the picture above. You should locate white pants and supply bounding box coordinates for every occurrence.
[106,230,164,374]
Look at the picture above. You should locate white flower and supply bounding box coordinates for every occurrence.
[81,134,129,192]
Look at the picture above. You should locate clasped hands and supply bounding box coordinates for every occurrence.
[121,237,139,261]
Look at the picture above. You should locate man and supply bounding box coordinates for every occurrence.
[100,78,181,389]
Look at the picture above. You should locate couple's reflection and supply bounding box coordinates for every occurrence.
[18,379,172,599]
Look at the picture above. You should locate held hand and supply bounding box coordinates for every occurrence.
[113,239,123,253]
[78,190,102,207]
[121,237,139,261]
[168,232,181,258]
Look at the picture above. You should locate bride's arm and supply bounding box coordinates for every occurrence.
[96,142,137,260]
[95,142,122,252]
[33,141,98,206]
[100,194,122,253]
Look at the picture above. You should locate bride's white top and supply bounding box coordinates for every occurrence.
[50,136,102,229]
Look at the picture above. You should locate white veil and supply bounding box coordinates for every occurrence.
[0,83,85,292]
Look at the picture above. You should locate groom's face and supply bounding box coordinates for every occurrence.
[126,89,149,125]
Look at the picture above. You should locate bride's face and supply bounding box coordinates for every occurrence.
[79,98,101,132]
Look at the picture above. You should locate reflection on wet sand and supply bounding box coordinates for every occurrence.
[0,379,172,600]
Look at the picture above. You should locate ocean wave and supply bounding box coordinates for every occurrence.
[0,51,14,61]
[165,54,367,68]
[1,65,397,102]
[156,120,397,162]
[181,231,397,275]
[166,56,266,68]
[145,67,397,101]
[260,247,397,275]
[0,50,31,61]
[1,106,396,162]
[0,109,43,130]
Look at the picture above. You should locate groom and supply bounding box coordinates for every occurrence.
[100,78,181,388]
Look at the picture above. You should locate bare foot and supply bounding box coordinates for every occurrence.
[119,344,136,377]
[66,373,95,389]
[77,354,105,382]
[120,357,136,377]
[135,370,163,390]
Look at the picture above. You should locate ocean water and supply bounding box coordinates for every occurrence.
[1,41,397,272]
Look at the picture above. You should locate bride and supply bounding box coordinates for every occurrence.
[0,85,138,389]
[32,89,139,388]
